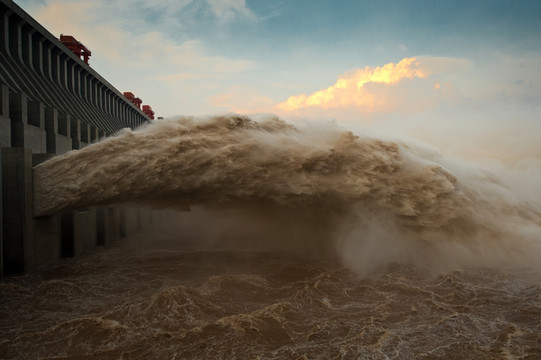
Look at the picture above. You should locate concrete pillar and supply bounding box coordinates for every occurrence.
[0,84,10,147]
[50,48,60,84]
[98,86,103,110]
[80,72,86,98]
[103,87,107,111]
[58,111,69,136]
[96,207,105,246]
[27,99,43,128]
[96,207,119,246]
[118,207,154,238]
[70,117,81,149]
[137,208,143,231]
[121,207,142,236]
[51,111,71,154]
[0,150,2,279]
[31,29,40,72]
[1,147,33,275]
[31,153,60,270]
[60,208,97,258]
[9,91,26,147]
[8,16,22,61]
[44,106,57,154]
[106,207,119,243]
[149,210,154,226]
[41,39,52,79]
[118,207,143,237]
[60,210,74,258]
[74,68,81,97]
[111,94,115,116]
[66,59,74,91]
[0,11,8,54]
[92,80,98,107]
[85,74,91,101]
[105,89,110,113]
[89,125,97,143]
[119,207,126,238]
[110,95,114,118]
[60,56,68,89]
[26,99,46,153]
[31,214,60,270]
[27,28,37,68]
[121,105,125,126]
[20,24,31,67]
[98,129,106,141]
[73,207,96,255]
[80,121,89,145]
[9,93,46,153]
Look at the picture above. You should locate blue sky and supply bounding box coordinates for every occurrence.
[14,0,541,162]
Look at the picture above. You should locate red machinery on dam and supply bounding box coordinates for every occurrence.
[59,34,92,65]
[123,91,155,119]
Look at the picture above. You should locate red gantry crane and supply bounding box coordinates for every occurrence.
[142,105,155,120]
[59,34,91,64]
[124,92,155,119]
[123,92,143,109]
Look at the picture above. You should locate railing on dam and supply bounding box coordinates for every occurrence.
[0,0,156,279]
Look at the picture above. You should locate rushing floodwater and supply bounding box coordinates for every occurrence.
[2,115,541,358]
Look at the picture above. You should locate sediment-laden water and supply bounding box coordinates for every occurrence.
[1,115,540,358]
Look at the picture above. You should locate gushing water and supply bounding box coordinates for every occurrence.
[34,114,541,272]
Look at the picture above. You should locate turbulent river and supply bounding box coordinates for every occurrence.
[1,115,540,359]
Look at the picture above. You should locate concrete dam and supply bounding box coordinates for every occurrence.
[0,0,156,278]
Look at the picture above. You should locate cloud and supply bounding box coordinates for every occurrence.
[127,0,193,12]
[205,0,255,22]
[32,1,256,71]
[276,56,470,116]
[150,54,258,83]
[23,0,259,116]
[209,86,276,114]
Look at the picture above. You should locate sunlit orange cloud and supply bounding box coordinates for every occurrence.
[209,86,276,114]
[277,57,454,114]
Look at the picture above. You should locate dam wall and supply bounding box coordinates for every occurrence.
[0,0,155,278]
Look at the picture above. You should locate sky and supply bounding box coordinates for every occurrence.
[14,0,541,162]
